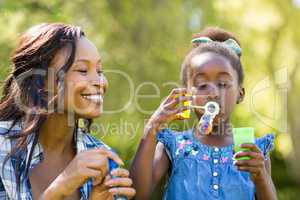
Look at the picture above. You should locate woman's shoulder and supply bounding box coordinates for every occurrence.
[0,121,21,135]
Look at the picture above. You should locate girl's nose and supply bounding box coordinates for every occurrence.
[207,84,219,101]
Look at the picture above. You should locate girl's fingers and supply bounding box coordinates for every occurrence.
[166,106,190,121]
[239,143,262,153]
[237,166,260,173]
[108,187,136,199]
[163,88,187,104]
[163,95,193,110]
[169,88,187,96]
[234,159,264,168]
[234,151,264,160]
[111,168,130,178]
[105,177,133,187]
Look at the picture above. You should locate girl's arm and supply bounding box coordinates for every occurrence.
[130,88,192,200]
[234,144,277,200]
[130,127,170,200]
[255,158,277,200]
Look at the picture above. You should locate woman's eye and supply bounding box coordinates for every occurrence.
[198,84,207,90]
[97,70,104,75]
[77,70,87,74]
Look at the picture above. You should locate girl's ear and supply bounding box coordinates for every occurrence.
[237,87,245,104]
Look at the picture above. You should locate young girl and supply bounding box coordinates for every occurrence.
[130,27,277,200]
[0,23,135,200]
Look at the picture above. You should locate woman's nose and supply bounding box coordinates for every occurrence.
[90,74,108,93]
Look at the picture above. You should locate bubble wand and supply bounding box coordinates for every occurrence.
[193,101,220,135]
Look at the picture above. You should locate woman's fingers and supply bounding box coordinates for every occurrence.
[95,148,124,166]
[111,168,130,178]
[108,187,136,199]
[84,168,103,178]
[83,148,123,166]
[105,168,132,187]
[105,177,133,187]
[92,171,105,186]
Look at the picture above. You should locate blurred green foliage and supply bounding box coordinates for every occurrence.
[0,0,299,199]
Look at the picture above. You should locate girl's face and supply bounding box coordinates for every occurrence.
[187,52,244,123]
[50,37,108,118]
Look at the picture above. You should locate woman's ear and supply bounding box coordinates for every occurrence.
[237,87,245,104]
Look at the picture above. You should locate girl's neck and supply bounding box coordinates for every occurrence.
[39,113,77,155]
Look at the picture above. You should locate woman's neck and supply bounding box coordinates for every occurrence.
[39,113,76,155]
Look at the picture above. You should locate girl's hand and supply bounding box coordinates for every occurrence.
[145,88,192,135]
[233,144,268,183]
[89,168,136,200]
[43,148,124,199]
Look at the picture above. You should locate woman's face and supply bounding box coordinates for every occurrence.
[50,36,108,118]
[187,52,244,124]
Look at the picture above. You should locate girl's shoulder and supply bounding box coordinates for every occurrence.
[255,133,275,158]
[157,128,192,159]
[157,128,191,145]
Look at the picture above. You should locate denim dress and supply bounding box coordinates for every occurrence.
[157,128,275,200]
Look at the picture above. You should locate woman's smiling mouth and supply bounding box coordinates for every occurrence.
[81,94,103,104]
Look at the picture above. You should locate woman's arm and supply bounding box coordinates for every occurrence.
[130,127,170,200]
[39,148,123,200]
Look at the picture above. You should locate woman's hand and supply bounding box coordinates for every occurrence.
[89,168,136,200]
[145,88,192,136]
[42,148,124,199]
[233,144,268,183]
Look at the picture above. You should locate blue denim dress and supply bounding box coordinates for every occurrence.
[157,128,275,200]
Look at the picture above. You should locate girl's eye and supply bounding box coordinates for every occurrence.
[218,82,228,88]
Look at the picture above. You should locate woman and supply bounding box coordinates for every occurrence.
[0,23,135,200]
